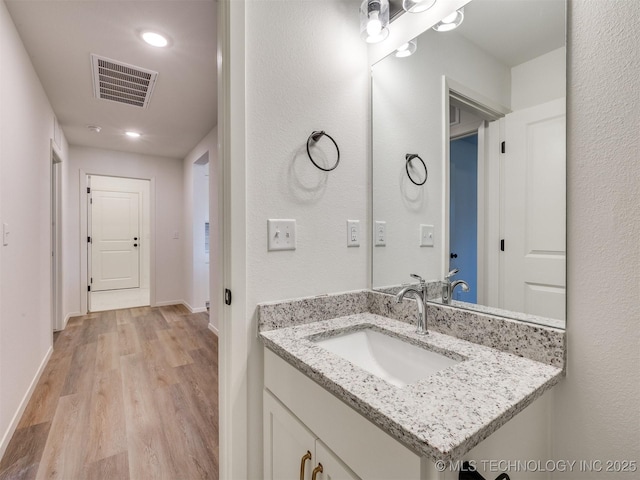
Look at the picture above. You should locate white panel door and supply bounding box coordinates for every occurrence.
[91,190,140,291]
[501,98,566,320]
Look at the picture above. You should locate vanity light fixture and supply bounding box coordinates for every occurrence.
[125,131,141,138]
[432,7,464,32]
[141,31,169,48]
[402,0,436,14]
[360,0,390,44]
[395,38,417,58]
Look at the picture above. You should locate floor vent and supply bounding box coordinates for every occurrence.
[91,54,158,109]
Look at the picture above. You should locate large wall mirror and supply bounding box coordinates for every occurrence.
[371,0,566,329]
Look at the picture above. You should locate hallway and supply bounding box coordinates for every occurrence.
[0,305,219,480]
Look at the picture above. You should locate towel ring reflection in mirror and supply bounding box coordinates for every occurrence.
[405,154,427,186]
[306,131,340,172]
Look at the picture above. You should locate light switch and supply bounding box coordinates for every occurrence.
[420,224,434,247]
[347,220,360,247]
[2,223,9,246]
[268,219,296,251]
[375,221,386,246]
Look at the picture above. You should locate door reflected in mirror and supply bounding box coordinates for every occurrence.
[371,0,566,328]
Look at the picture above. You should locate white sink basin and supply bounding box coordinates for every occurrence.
[313,328,460,388]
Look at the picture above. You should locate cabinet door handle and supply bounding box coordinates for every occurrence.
[300,451,312,480]
[311,463,323,480]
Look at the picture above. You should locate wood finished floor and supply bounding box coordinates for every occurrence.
[0,305,219,480]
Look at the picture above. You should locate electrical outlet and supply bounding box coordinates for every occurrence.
[347,220,360,247]
[420,224,434,247]
[375,221,386,246]
[268,219,296,251]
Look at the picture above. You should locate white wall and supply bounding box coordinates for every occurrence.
[182,127,219,330]
[243,1,369,476]
[193,162,210,309]
[64,146,184,316]
[0,0,69,457]
[511,47,566,110]
[551,1,640,477]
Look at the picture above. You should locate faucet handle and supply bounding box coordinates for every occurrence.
[445,268,459,280]
[410,273,425,285]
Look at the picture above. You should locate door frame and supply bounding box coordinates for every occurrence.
[79,170,156,314]
[442,77,509,304]
[217,0,248,477]
[51,140,63,331]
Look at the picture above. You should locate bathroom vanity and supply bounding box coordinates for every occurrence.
[259,291,565,480]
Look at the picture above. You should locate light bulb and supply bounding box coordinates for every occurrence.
[125,131,141,138]
[366,11,382,36]
[360,0,389,43]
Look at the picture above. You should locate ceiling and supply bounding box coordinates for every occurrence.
[455,0,565,67]
[5,0,217,159]
[390,0,565,67]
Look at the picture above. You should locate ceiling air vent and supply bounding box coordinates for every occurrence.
[90,54,158,109]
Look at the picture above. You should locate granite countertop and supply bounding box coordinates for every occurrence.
[260,312,564,463]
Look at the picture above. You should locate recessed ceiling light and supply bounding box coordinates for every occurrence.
[87,125,102,133]
[125,131,141,138]
[141,31,169,48]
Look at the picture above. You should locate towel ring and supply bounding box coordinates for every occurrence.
[405,154,427,186]
[306,131,340,172]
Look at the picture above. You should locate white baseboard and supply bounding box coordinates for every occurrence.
[208,322,219,336]
[0,346,53,459]
[153,300,185,308]
[180,300,208,314]
[59,311,82,331]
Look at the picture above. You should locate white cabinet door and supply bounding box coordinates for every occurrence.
[315,440,360,480]
[264,390,363,480]
[264,390,317,480]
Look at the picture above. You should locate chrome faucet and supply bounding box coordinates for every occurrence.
[442,268,469,304]
[395,274,428,335]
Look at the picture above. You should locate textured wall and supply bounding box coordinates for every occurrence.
[244,1,369,476]
[0,0,69,456]
[551,1,640,477]
[246,1,369,305]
